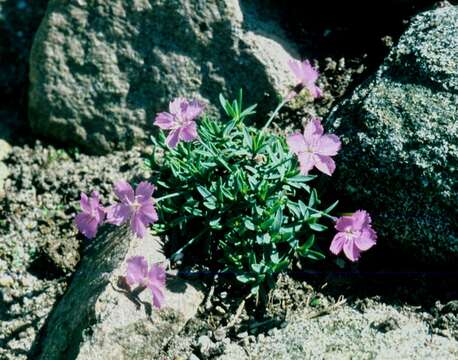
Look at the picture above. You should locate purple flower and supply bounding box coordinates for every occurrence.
[288,59,322,99]
[106,181,159,238]
[287,118,341,176]
[329,210,377,262]
[125,256,166,308]
[154,97,205,148]
[75,191,106,239]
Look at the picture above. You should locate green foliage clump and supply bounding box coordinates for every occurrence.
[149,91,337,298]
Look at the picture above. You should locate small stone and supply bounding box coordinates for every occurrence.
[371,317,400,333]
[0,140,12,160]
[237,331,248,339]
[0,274,14,288]
[215,305,226,315]
[0,162,9,196]
[197,335,214,356]
[213,328,226,342]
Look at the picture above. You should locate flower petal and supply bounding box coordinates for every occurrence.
[300,60,319,83]
[149,284,165,309]
[303,118,324,144]
[154,112,176,129]
[75,213,98,239]
[288,59,303,80]
[169,97,187,115]
[113,180,135,203]
[180,121,198,142]
[308,84,322,98]
[106,203,131,226]
[317,134,341,156]
[79,192,91,213]
[355,228,377,251]
[139,203,159,225]
[148,264,166,287]
[329,232,346,255]
[343,239,361,262]
[184,100,204,121]
[135,181,155,203]
[166,128,181,148]
[131,212,147,238]
[126,256,148,287]
[287,133,307,154]
[335,216,354,232]
[298,152,315,175]
[352,210,371,231]
[313,154,336,176]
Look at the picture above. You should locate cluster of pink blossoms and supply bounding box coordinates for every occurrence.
[74,181,165,308]
[74,58,377,309]
[286,59,376,261]
[75,180,158,239]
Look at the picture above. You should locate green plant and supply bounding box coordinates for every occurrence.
[148,91,337,300]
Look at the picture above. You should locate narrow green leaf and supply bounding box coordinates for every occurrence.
[309,222,327,232]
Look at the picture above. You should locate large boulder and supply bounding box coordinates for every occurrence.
[325,6,458,264]
[34,227,204,360]
[29,0,298,153]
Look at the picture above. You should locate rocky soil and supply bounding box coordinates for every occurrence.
[1,141,457,359]
[0,143,149,359]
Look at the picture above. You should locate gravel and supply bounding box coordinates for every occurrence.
[0,141,149,359]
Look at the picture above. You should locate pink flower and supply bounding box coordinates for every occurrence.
[106,180,159,238]
[288,59,322,99]
[125,256,166,308]
[330,210,377,262]
[75,191,106,239]
[154,97,205,148]
[287,118,341,176]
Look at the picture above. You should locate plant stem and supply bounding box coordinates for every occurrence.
[198,138,232,172]
[155,192,181,202]
[261,98,288,134]
[170,228,208,260]
[307,206,337,221]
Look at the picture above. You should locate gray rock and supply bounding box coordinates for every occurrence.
[0,139,12,160]
[0,161,9,198]
[29,0,298,153]
[243,303,458,359]
[35,227,204,360]
[325,6,458,263]
[216,343,246,360]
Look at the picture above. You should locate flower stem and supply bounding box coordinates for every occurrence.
[198,138,232,172]
[261,98,288,135]
[170,228,208,261]
[155,192,181,202]
[307,206,337,221]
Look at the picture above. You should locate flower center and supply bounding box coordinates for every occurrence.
[345,229,360,240]
[175,114,187,127]
[131,200,142,211]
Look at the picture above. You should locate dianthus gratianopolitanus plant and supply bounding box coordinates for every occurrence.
[75,59,377,306]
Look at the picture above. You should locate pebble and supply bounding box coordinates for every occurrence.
[0,274,14,288]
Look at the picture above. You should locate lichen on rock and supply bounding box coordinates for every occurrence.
[325,5,458,264]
